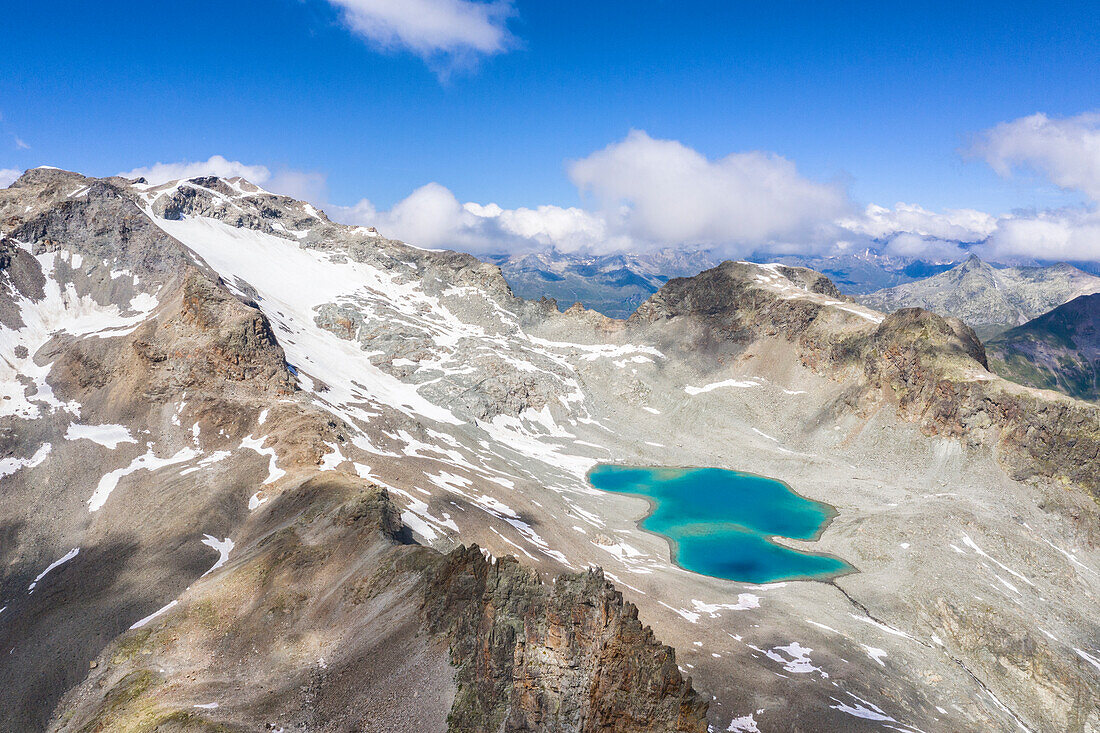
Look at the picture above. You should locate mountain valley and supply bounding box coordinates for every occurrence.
[1,168,1099,733]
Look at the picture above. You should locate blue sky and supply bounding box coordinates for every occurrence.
[3,1,1100,260]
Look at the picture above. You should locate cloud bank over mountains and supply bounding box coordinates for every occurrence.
[568,131,849,251]
[964,112,1100,262]
[5,112,1087,263]
[329,118,1100,262]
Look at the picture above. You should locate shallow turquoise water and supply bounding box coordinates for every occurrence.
[587,464,850,583]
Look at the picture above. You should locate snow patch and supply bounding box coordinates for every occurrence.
[0,442,52,480]
[88,447,200,512]
[27,547,79,592]
[685,379,759,395]
[129,600,179,629]
[200,535,234,576]
[65,423,136,449]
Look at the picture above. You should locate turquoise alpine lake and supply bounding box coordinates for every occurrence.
[587,464,851,584]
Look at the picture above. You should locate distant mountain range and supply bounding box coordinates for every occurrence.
[769,252,955,294]
[491,249,1100,342]
[489,248,958,318]
[856,255,1100,340]
[486,248,720,318]
[987,293,1100,402]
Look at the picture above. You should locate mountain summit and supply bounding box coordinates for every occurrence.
[857,254,1100,339]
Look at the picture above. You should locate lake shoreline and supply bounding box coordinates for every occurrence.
[586,463,855,584]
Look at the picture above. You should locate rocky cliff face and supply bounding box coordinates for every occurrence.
[857,254,1100,339]
[987,293,1100,402]
[426,546,707,733]
[860,308,1100,498]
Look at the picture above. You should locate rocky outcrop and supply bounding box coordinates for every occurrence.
[426,546,708,733]
[860,309,1100,496]
[50,478,708,733]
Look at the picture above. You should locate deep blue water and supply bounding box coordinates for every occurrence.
[587,465,850,583]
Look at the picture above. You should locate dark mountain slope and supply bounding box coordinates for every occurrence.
[987,293,1100,402]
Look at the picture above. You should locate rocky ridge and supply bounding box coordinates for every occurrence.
[633,260,1100,500]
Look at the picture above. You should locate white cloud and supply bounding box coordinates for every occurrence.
[327,0,514,66]
[0,168,21,187]
[330,182,611,253]
[835,201,1100,263]
[266,170,329,204]
[375,182,471,248]
[109,121,1099,263]
[973,112,1100,203]
[120,156,271,185]
[839,202,996,243]
[879,233,969,261]
[827,110,1100,263]
[976,209,1100,262]
[329,197,379,224]
[568,130,849,253]
[467,201,619,251]
[118,155,328,201]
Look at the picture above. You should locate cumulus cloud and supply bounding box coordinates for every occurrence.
[568,130,849,253]
[265,170,329,204]
[467,201,619,252]
[831,202,997,261]
[824,113,1100,263]
[114,120,1100,263]
[118,155,328,201]
[329,182,613,253]
[0,168,21,188]
[973,112,1100,202]
[326,0,514,71]
[975,209,1100,262]
[329,132,850,255]
[956,112,1100,261]
[115,138,853,257]
[879,233,969,261]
